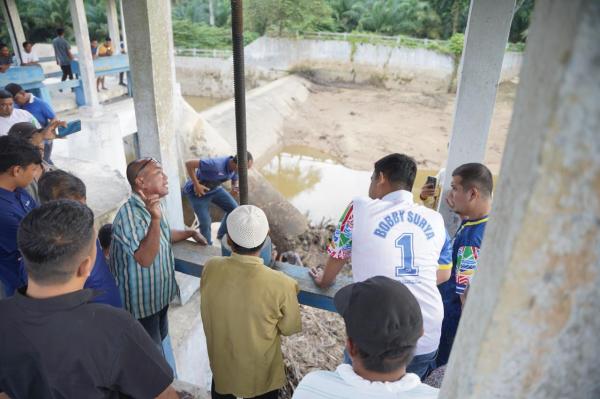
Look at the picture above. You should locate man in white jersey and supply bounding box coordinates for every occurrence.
[310,153,452,379]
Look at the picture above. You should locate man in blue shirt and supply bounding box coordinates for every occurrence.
[436,163,493,367]
[183,152,253,245]
[37,169,122,308]
[5,83,65,163]
[0,135,41,297]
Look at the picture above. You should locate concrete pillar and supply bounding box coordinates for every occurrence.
[106,0,120,53]
[118,0,127,52]
[1,0,26,64]
[440,1,600,398]
[122,0,184,229]
[439,0,515,233]
[68,0,99,107]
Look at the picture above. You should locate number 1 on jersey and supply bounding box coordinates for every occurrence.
[395,233,418,276]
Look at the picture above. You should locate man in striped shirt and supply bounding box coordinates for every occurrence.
[110,158,207,354]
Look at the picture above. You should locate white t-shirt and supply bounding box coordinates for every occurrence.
[21,51,39,64]
[293,364,439,399]
[351,190,452,355]
[0,109,40,136]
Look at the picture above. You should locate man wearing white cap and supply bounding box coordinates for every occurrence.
[200,205,302,399]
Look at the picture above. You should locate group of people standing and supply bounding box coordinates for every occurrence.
[0,118,492,399]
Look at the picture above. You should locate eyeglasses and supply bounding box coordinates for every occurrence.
[133,157,159,180]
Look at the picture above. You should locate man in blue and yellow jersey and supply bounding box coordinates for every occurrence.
[436,163,493,367]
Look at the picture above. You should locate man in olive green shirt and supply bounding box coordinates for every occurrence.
[200,205,302,398]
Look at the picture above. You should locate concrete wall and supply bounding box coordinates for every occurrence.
[199,75,311,162]
[176,37,523,97]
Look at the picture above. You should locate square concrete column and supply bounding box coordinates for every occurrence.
[1,0,26,64]
[122,0,184,229]
[68,0,99,107]
[439,0,515,233]
[106,0,120,53]
[440,1,600,397]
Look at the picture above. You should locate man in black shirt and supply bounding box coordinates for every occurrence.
[0,200,178,399]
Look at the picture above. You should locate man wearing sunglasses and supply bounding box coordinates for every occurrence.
[109,158,207,362]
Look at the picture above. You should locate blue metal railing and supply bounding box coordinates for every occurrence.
[173,240,351,312]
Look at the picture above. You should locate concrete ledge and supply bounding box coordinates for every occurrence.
[173,241,351,312]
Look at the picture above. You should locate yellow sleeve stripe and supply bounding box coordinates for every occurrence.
[438,263,452,270]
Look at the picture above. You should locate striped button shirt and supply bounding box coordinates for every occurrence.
[109,194,178,319]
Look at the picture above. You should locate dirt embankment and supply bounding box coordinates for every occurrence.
[282,80,516,174]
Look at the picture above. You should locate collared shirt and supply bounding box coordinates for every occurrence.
[293,364,439,399]
[439,216,488,300]
[52,36,71,66]
[0,108,40,136]
[110,194,178,319]
[327,190,452,356]
[183,156,238,194]
[0,187,37,296]
[84,240,122,308]
[0,288,173,398]
[16,95,55,128]
[201,253,302,397]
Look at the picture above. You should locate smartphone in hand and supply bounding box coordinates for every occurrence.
[426,175,437,188]
[57,120,82,138]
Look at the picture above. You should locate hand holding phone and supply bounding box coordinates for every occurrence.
[57,120,82,138]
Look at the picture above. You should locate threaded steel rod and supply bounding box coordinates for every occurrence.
[230,0,248,205]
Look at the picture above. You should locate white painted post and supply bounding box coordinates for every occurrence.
[68,0,99,107]
[440,1,600,397]
[1,0,26,64]
[118,0,127,52]
[439,0,515,233]
[121,0,184,229]
[106,0,120,54]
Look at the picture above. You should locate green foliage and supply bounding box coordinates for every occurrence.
[447,32,464,57]
[358,0,441,38]
[245,0,334,36]
[172,19,258,49]
[172,0,231,27]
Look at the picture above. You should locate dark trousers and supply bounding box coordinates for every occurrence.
[60,64,73,81]
[436,298,462,368]
[138,305,169,352]
[211,380,278,399]
[187,186,238,245]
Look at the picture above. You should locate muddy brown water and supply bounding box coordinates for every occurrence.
[260,145,440,224]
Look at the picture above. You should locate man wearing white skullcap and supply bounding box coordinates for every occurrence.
[200,205,302,399]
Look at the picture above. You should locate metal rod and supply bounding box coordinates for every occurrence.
[230,0,248,205]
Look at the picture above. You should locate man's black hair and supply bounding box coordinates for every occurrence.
[0,135,42,174]
[5,83,23,97]
[56,28,65,36]
[98,223,113,251]
[355,343,416,374]
[22,41,32,48]
[38,170,86,204]
[230,237,266,255]
[452,163,493,198]
[373,153,417,191]
[18,200,95,284]
[7,122,43,142]
[105,36,112,42]
[0,89,13,99]
[232,151,253,164]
